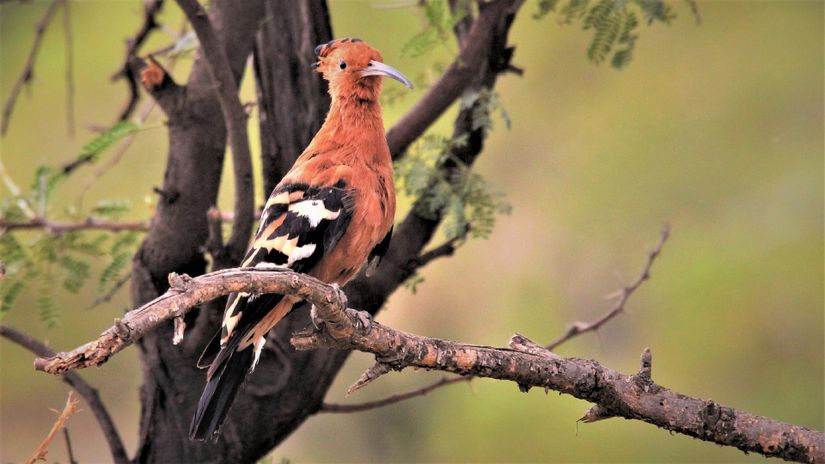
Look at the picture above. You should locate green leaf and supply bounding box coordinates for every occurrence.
[37,286,59,328]
[91,199,131,219]
[59,254,91,293]
[535,0,562,19]
[76,121,139,165]
[0,278,26,317]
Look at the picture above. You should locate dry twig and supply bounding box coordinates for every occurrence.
[62,428,78,464]
[320,377,470,413]
[25,391,80,464]
[0,216,148,233]
[1,0,61,135]
[175,0,255,266]
[0,325,129,464]
[112,0,165,121]
[546,223,670,350]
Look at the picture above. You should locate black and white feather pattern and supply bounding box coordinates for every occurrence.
[190,181,353,441]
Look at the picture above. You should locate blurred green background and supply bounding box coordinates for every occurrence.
[1,0,822,462]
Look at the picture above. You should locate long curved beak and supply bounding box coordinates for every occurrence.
[361,61,414,89]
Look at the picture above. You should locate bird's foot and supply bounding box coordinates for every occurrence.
[345,308,373,332]
[310,304,325,332]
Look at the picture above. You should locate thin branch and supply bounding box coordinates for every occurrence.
[413,226,468,269]
[112,0,165,121]
[448,0,473,47]
[79,21,186,199]
[0,217,148,233]
[386,0,521,159]
[545,223,670,351]
[62,0,74,136]
[1,0,61,136]
[175,0,254,266]
[85,274,131,310]
[62,427,78,464]
[26,390,80,464]
[369,226,668,413]
[0,325,128,464]
[320,376,470,413]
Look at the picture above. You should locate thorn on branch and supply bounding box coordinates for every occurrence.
[578,404,613,424]
[347,361,393,396]
[509,333,560,360]
[638,347,652,380]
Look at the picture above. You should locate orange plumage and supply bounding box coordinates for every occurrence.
[190,38,411,441]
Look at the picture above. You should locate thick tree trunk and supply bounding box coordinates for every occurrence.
[130,0,265,461]
[129,0,521,461]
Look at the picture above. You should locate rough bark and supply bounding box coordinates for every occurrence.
[33,268,825,463]
[253,0,332,197]
[127,0,265,461]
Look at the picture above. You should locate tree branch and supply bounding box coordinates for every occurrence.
[0,216,148,233]
[1,0,61,136]
[320,376,470,413]
[112,0,165,121]
[62,0,74,136]
[324,225,669,413]
[0,211,234,234]
[292,310,824,463]
[175,0,254,266]
[546,223,670,351]
[31,263,824,462]
[0,325,128,464]
[386,0,522,159]
[32,268,347,374]
[25,390,79,464]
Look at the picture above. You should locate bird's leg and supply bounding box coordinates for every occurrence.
[309,304,325,331]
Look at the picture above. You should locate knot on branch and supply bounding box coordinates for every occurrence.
[168,272,193,293]
[509,333,560,360]
[632,347,658,393]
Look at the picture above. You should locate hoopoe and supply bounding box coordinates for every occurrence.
[190,38,412,441]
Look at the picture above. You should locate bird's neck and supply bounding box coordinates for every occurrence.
[311,94,389,162]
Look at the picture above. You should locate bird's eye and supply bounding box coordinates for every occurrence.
[339,61,347,70]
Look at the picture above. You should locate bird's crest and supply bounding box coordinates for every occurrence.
[312,38,412,95]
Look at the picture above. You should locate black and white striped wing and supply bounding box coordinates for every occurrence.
[197,182,353,367]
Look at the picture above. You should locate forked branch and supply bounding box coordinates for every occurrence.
[31,262,824,462]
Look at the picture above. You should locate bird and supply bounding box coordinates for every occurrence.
[189,38,413,441]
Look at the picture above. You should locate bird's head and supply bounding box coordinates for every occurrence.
[313,38,413,103]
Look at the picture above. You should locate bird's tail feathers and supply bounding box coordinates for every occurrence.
[189,346,254,441]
